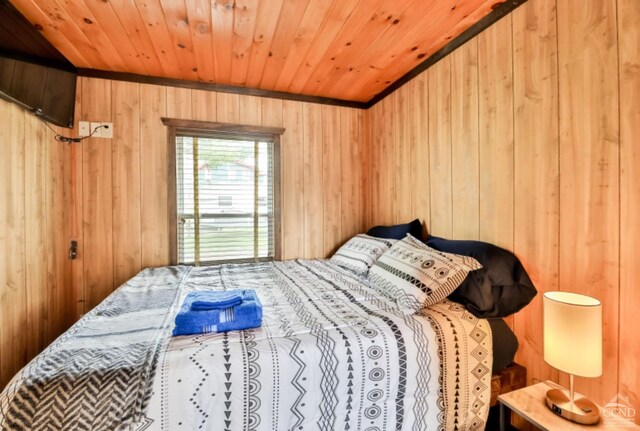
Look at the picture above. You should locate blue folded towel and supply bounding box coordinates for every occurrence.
[173,290,262,336]
[189,290,244,310]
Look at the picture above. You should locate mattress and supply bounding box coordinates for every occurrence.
[0,259,493,431]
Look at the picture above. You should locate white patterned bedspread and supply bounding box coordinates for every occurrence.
[143,260,492,431]
[0,259,491,431]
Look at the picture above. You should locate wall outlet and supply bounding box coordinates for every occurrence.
[100,122,113,138]
[90,122,102,138]
[78,121,90,137]
[83,121,114,139]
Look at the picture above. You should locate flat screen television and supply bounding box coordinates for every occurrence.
[0,56,76,128]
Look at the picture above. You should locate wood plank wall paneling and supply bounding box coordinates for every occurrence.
[281,100,305,259]
[302,103,324,259]
[322,105,341,256]
[394,85,415,225]
[341,108,366,240]
[619,0,640,419]
[112,81,142,288]
[367,102,381,227]
[191,89,217,122]
[80,78,114,312]
[428,57,452,238]
[0,96,72,390]
[557,0,620,404]
[512,0,560,391]
[24,108,48,359]
[0,75,367,392]
[0,100,26,386]
[70,76,368,322]
[1,0,638,421]
[368,0,640,422]
[216,92,240,124]
[71,81,84,318]
[48,108,73,341]
[369,93,396,227]
[411,73,430,236]
[140,84,169,269]
[477,15,515,255]
[450,40,480,241]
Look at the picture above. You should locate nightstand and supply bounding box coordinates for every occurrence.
[497,380,640,431]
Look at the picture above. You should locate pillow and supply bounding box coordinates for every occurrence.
[367,218,423,240]
[425,235,537,318]
[368,234,482,311]
[330,234,397,276]
[488,318,519,373]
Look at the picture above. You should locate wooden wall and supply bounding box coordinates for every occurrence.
[0,96,72,390]
[72,76,368,316]
[368,0,640,422]
[2,1,638,420]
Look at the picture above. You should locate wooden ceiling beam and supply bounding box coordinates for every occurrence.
[76,67,368,109]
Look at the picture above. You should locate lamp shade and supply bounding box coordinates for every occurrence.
[543,292,602,378]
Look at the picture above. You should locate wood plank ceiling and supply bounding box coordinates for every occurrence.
[9,0,500,102]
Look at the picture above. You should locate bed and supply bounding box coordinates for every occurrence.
[0,259,498,431]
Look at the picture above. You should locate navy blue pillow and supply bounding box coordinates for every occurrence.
[426,235,537,318]
[367,219,423,240]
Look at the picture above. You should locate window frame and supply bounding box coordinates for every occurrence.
[162,117,284,266]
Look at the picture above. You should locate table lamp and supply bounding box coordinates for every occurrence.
[543,291,602,425]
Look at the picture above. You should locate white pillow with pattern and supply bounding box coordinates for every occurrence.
[368,234,482,311]
[330,234,397,276]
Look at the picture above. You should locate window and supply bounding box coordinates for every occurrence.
[163,119,283,265]
[218,196,233,206]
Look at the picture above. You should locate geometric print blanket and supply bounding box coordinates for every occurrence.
[0,260,492,431]
[145,260,492,431]
[0,266,191,431]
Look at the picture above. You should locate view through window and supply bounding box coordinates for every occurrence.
[175,134,275,265]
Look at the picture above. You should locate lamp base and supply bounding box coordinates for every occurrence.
[545,388,600,425]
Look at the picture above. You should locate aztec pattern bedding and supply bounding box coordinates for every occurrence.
[0,260,492,431]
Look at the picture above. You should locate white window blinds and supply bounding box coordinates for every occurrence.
[175,134,275,265]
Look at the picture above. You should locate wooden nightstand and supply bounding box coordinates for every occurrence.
[497,380,640,431]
